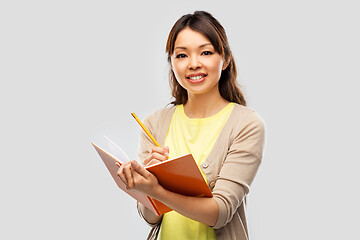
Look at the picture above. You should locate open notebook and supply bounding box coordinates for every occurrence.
[92,137,212,216]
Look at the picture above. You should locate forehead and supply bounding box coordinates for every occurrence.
[174,27,212,48]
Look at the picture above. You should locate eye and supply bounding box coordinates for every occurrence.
[201,51,213,56]
[175,53,187,58]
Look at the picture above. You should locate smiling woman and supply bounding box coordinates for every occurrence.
[166,11,246,109]
[171,28,228,100]
[116,11,266,240]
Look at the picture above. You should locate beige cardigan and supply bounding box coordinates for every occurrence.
[137,103,266,240]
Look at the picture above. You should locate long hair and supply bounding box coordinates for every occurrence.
[166,11,246,106]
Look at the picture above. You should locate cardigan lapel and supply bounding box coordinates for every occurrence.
[157,106,176,147]
[205,104,242,166]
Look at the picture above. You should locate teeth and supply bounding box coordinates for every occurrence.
[189,75,205,80]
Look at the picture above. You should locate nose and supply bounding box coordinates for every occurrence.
[188,56,202,70]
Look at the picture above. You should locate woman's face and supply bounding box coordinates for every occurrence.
[170,27,228,98]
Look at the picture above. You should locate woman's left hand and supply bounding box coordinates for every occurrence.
[116,160,162,197]
[116,160,219,226]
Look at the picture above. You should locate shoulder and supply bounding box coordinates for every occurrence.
[226,103,266,143]
[231,103,265,129]
[144,105,176,123]
[143,105,177,131]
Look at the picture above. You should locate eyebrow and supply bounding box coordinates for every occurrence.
[174,43,212,50]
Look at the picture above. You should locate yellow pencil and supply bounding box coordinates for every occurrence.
[131,112,161,148]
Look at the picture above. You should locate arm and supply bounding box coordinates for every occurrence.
[133,108,175,225]
[119,145,218,226]
[134,114,165,226]
[137,202,162,226]
[119,111,265,227]
[130,108,219,226]
[152,187,219,226]
[211,111,266,229]
[135,146,169,226]
[126,160,219,226]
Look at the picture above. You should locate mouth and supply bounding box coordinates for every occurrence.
[186,74,207,83]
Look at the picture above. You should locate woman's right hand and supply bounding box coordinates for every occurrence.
[144,146,169,166]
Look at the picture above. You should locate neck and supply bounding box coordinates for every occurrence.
[184,90,229,118]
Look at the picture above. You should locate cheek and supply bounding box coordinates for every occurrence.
[171,66,180,81]
[207,60,224,75]
[202,56,223,70]
[171,61,186,80]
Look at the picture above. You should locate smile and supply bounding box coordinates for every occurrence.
[186,74,207,83]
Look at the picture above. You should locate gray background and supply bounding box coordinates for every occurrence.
[1,0,359,239]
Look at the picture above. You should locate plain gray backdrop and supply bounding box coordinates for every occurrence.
[1,0,359,239]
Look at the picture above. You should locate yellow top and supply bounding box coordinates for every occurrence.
[157,102,234,240]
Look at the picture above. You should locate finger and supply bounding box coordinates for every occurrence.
[151,147,169,157]
[147,159,161,166]
[164,146,169,155]
[115,162,121,168]
[117,165,128,186]
[146,152,168,163]
[164,146,169,160]
[123,164,134,188]
[118,161,133,187]
[131,161,151,179]
[144,146,170,165]
[131,169,143,186]
[151,146,164,153]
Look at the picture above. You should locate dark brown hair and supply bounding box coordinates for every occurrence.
[166,11,246,106]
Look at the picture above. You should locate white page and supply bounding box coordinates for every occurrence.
[102,136,129,164]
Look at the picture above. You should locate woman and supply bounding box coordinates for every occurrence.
[117,11,265,240]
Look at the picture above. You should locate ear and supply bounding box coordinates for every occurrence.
[222,58,230,71]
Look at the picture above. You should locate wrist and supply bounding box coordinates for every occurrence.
[150,184,167,202]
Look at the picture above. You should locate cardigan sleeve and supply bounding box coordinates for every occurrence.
[135,107,175,227]
[212,111,266,229]
[136,113,163,227]
[137,114,158,165]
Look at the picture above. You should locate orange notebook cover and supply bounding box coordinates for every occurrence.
[92,137,212,216]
